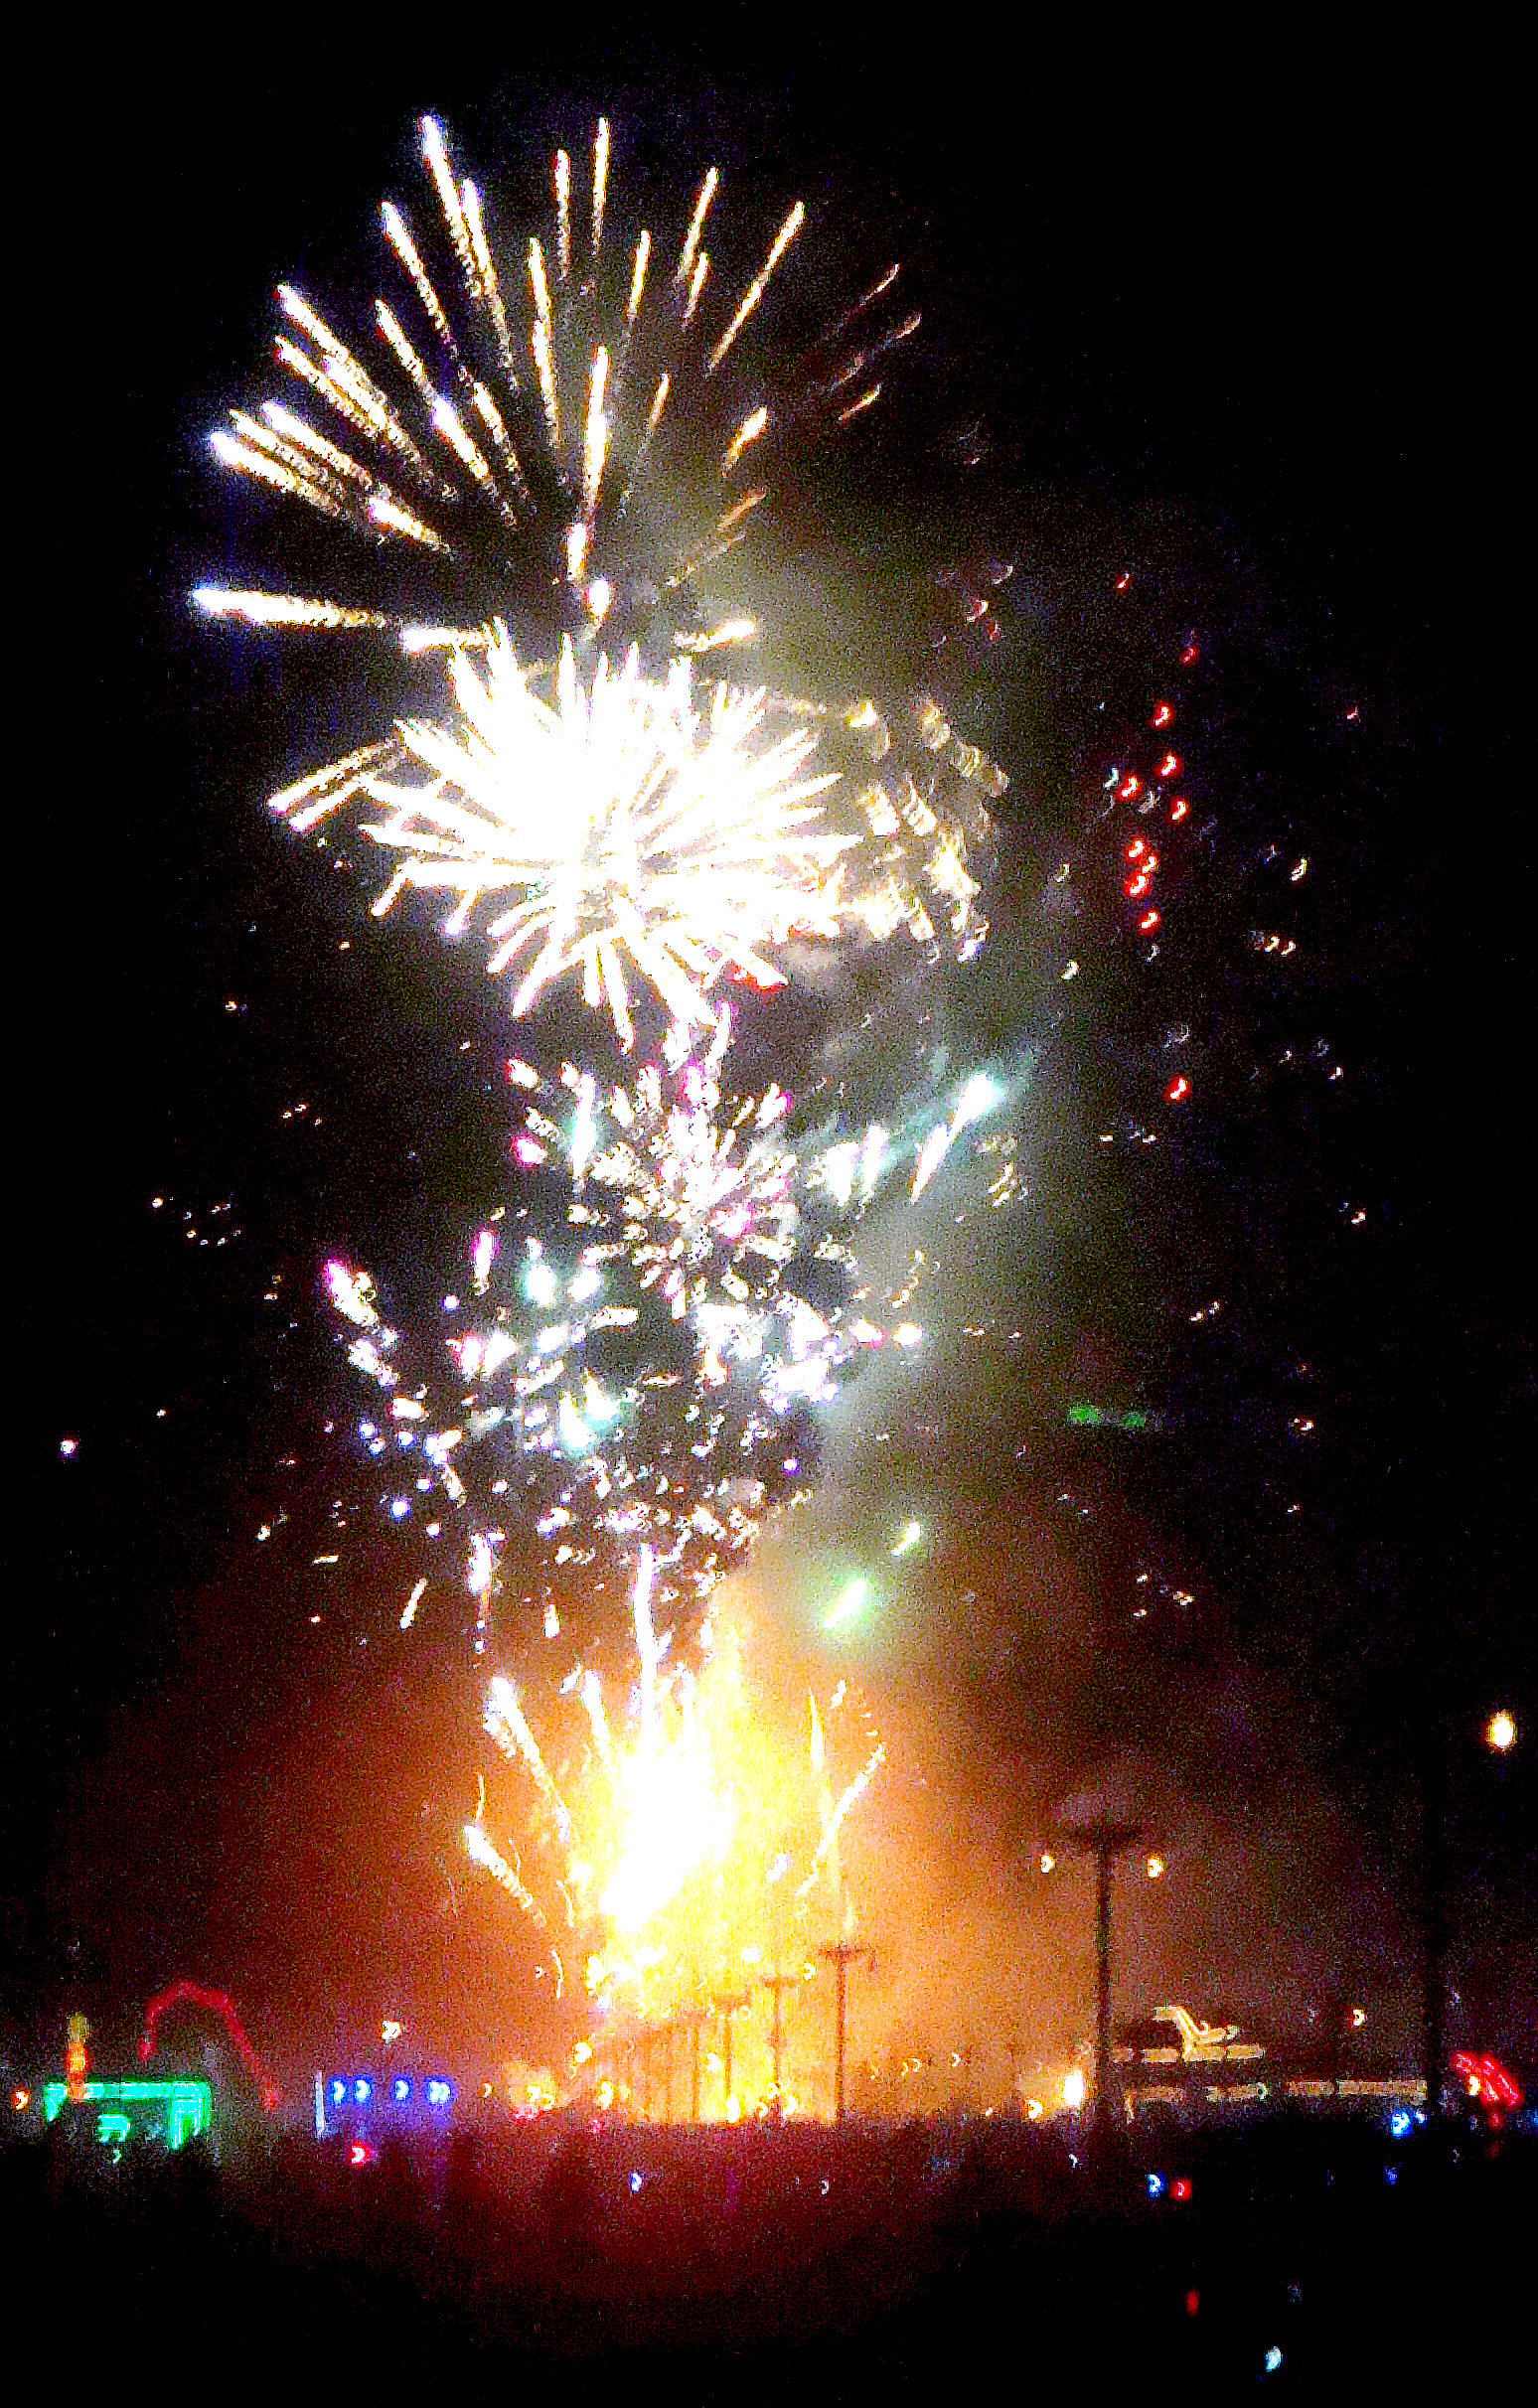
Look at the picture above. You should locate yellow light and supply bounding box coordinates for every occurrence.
[1038,1850,1055,1875]
[1146,1853,1165,1881]
[381,2017,402,2043]
[725,2092,741,2123]
[11,2088,28,2111]
[1062,2068,1086,2111]
[1349,2006,1366,2030]
[1486,1709,1517,1753]
[572,2039,594,2065]
[740,1943,763,1966]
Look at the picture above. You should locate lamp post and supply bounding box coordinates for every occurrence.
[714,1989,750,2117]
[817,1940,869,2124]
[1420,1702,1521,2121]
[1048,1818,1146,2141]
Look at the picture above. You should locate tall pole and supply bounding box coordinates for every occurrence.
[818,1941,869,2123]
[762,1967,798,2115]
[715,1989,749,2116]
[1004,2027,1026,2114]
[1050,1818,1144,2142]
[1421,1718,1446,2122]
[1096,1838,1113,2137]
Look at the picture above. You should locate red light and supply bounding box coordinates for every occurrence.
[1179,641,1199,667]
[12,2088,29,2112]
[1139,910,1160,932]
[1125,839,1146,861]
[1450,2051,1523,2110]
[1125,874,1150,899]
[1152,702,1173,729]
[140,1980,281,2112]
[1171,2177,1192,2201]
[1156,753,1179,780]
[1118,775,1141,801]
[1185,2289,1200,2317]
[1166,1076,1189,1104]
[1116,572,1132,593]
[348,2142,376,2169]
[1169,798,1189,823]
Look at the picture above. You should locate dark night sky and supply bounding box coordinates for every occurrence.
[10,24,1531,2071]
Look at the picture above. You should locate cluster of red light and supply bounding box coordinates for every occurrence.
[1105,616,1201,1107]
[1450,2051,1523,2112]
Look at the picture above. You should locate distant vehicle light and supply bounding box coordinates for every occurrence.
[1170,2178,1192,2201]
[1485,1709,1517,1752]
[1147,2172,1165,2197]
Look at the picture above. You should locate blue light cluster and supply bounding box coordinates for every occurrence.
[323,2072,455,2121]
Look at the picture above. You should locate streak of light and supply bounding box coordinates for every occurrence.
[708,202,804,373]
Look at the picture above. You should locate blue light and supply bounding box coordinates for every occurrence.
[1147,2172,1165,2198]
[629,2170,644,2194]
[1390,2109,1413,2139]
[329,2077,347,2108]
[392,2076,411,2104]
[1384,2164,1399,2185]
[426,2077,452,2108]
[1264,2347,1283,2376]
[354,2076,373,2106]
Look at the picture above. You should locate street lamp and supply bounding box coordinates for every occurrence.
[1484,1709,1517,1754]
[1045,1817,1148,2141]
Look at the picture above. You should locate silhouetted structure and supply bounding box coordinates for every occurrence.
[713,1989,750,2115]
[818,1940,870,2122]
[1051,1818,1146,2137]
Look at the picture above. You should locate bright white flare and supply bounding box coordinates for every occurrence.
[356,624,856,1044]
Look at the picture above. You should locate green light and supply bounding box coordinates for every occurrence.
[889,1521,923,1559]
[822,1576,872,1633]
[1067,1403,1158,1432]
[42,2079,212,2151]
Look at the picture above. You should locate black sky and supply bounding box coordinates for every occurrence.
[11,22,1531,2064]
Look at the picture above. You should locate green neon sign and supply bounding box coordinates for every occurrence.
[42,2079,212,2151]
